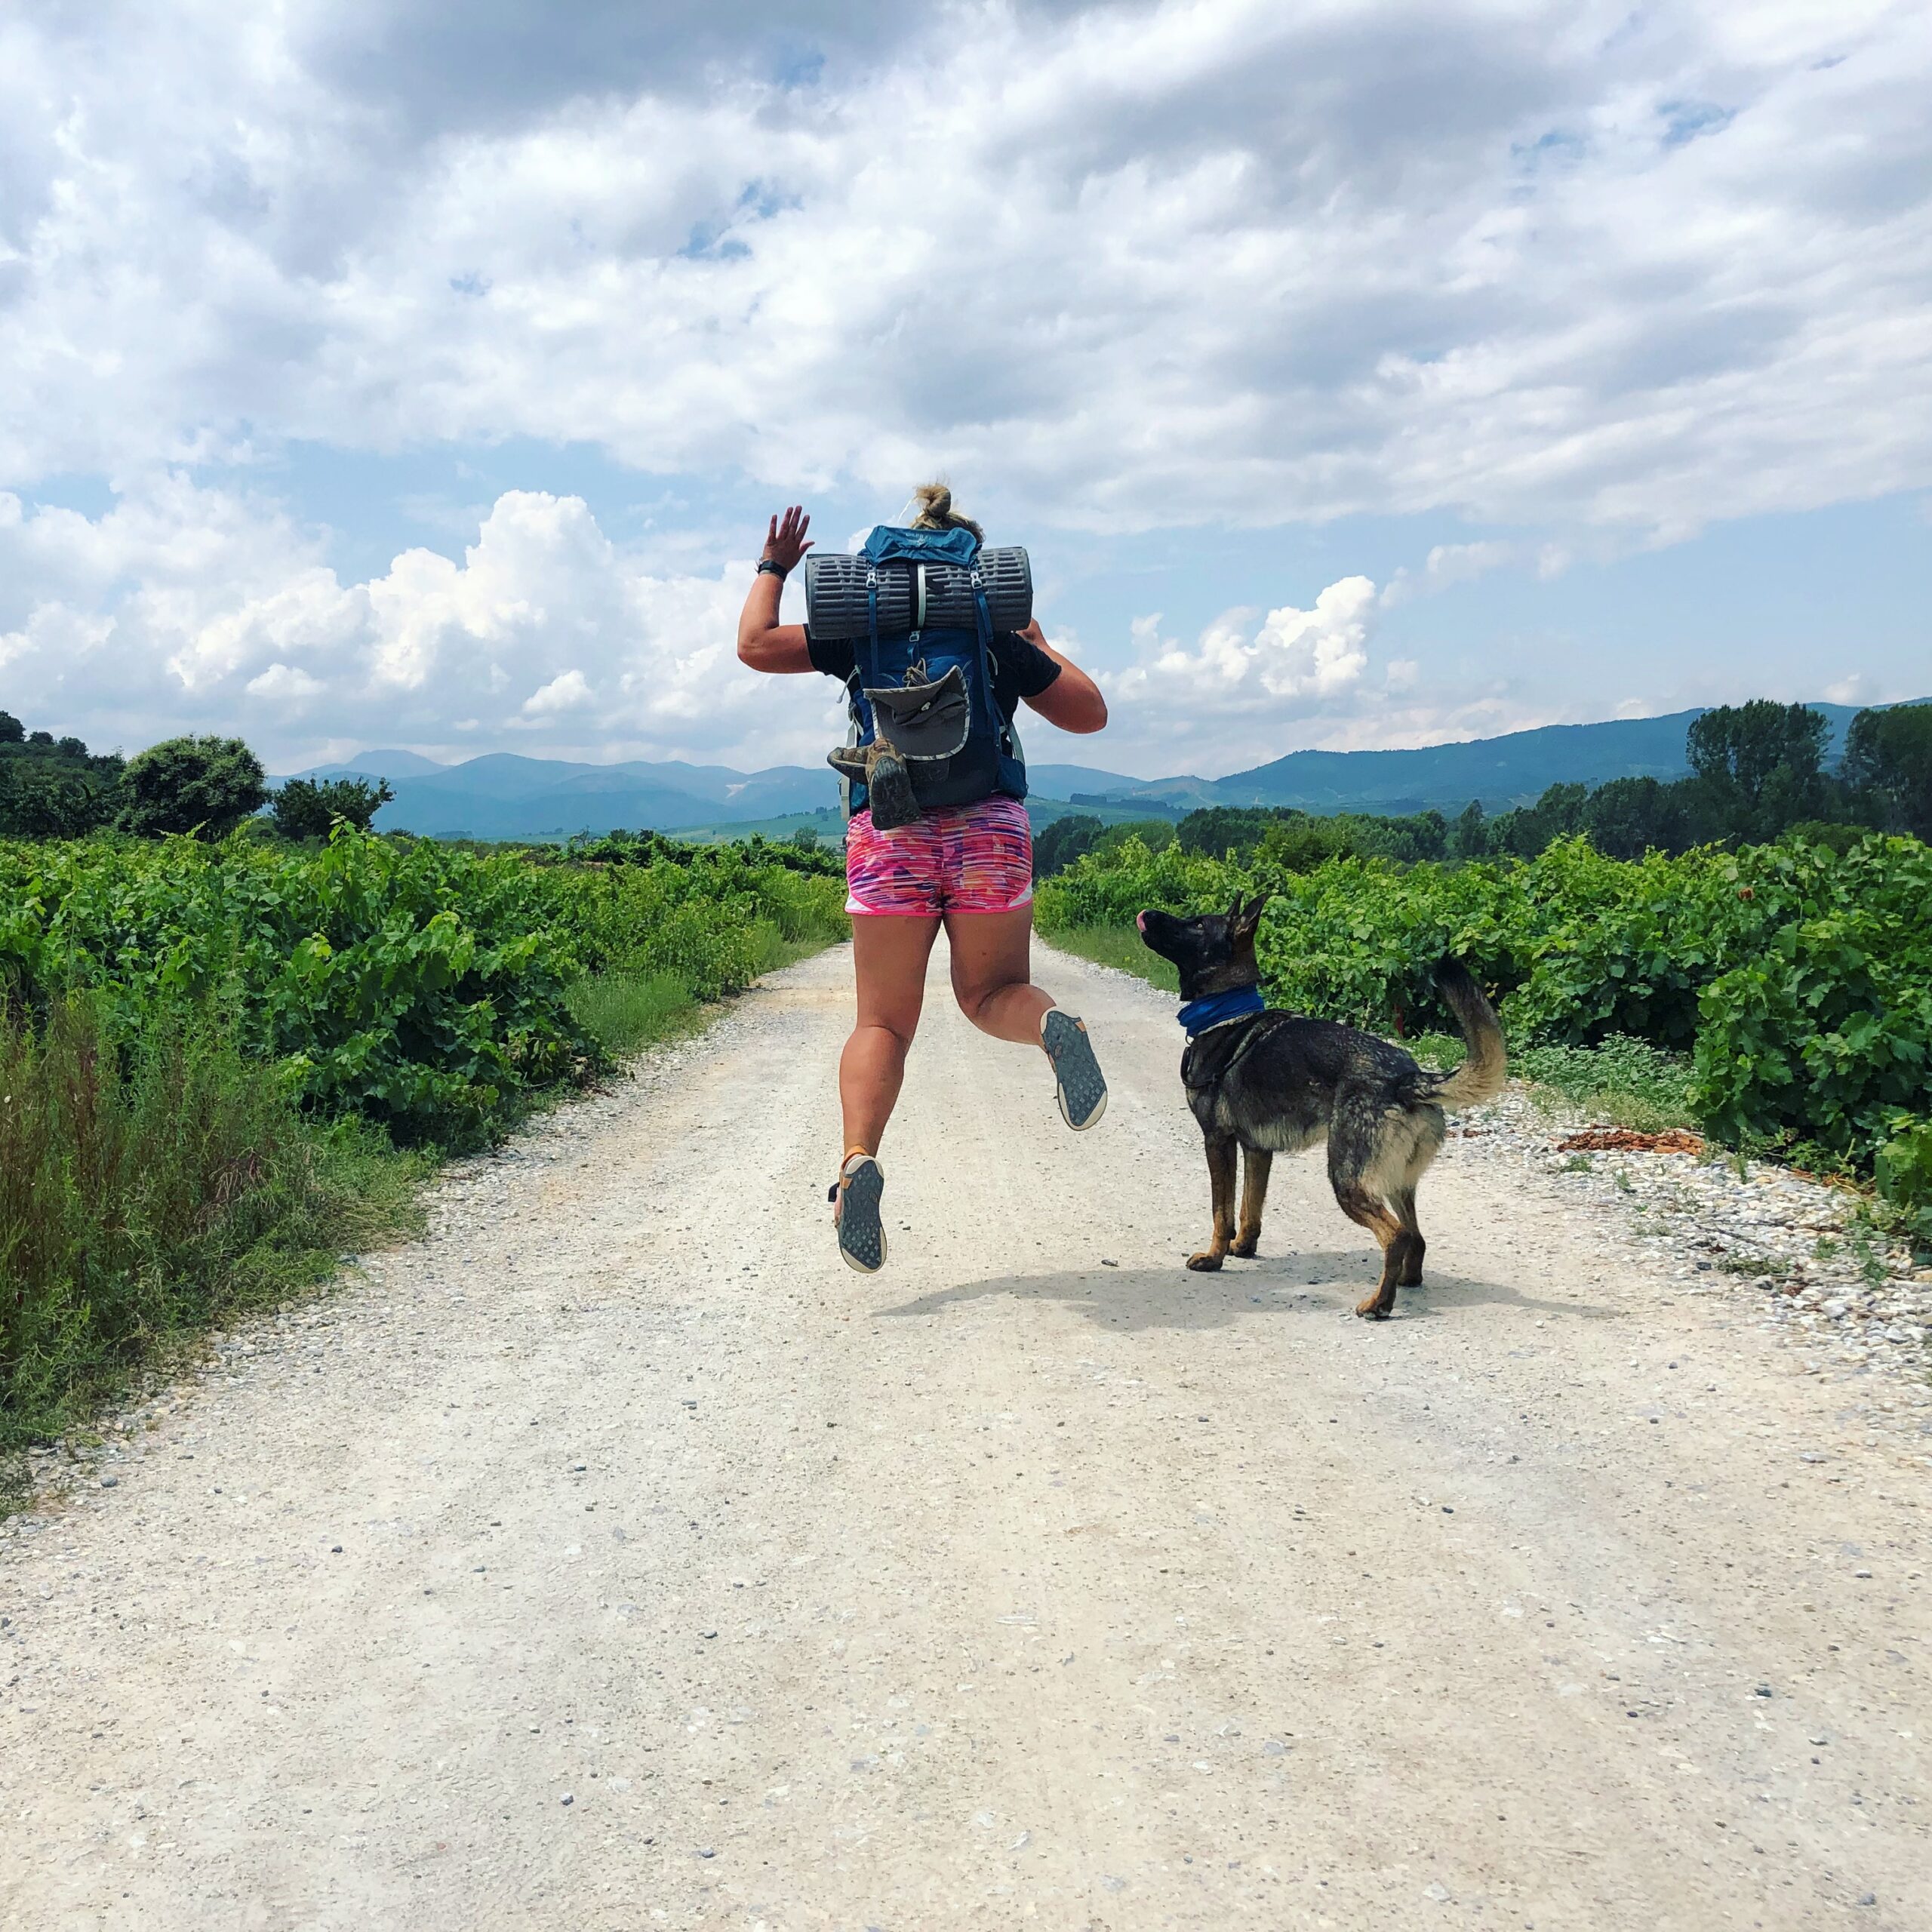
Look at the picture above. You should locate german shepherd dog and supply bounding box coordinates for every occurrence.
[1137,897,1506,1318]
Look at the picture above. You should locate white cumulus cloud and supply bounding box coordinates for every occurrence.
[521,669,594,717]
[0,481,847,768]
[1100,576,1380,767]
[2,2,1928,536]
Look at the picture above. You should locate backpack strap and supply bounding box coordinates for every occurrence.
[864,562,881,691]
[969,562,1004,744]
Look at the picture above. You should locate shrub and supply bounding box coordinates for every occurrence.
[1875,1115,1932,1256]
[270,776,395,840]
[1,825,849,1452]
[118,735,268,838]
[1690,838,1932,1171]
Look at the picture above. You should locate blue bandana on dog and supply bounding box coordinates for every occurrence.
[1176,985,1266,1038]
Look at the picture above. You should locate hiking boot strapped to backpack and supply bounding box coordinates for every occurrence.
[811,525,1031,831]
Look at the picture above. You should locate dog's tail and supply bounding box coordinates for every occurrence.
[1423,959,1506,1108]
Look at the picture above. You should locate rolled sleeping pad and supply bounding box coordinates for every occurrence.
[803,546,1032,641]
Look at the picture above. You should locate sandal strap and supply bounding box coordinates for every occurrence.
[829,1148,877,1201]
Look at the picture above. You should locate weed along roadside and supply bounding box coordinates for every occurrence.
[0,826,848,1496]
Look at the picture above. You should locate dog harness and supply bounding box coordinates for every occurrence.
[1175,985,1267,1038]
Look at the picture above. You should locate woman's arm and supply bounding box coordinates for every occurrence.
[737,506,816,674]
[1017,621,1109,735]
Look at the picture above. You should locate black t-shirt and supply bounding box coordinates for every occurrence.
[806,629,1060,721]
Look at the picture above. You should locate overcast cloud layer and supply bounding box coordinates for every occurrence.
[2,0,1929,771]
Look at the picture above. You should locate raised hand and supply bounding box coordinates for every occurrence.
[762,505,814,574]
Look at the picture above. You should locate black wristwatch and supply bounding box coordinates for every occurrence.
[756,558,788,579]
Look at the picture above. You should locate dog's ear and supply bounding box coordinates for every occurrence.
[1232,894,1268,940]
[1226,894,1244,925]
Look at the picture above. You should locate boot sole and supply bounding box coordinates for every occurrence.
[836,1158,888,1272]
[1043,1011,1109,1131]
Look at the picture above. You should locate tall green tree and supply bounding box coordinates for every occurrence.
[1842,703,1932,841]
[1032,813,1107,879]
[117,735,268,839]
[1582,775,1690,859]
[1177,806,1282,858]
[0,763,115,837]
[1448,800,1489,860]
[1684,699,1832,841]
[1686,700,1829,802]
[1486,783,1588,858]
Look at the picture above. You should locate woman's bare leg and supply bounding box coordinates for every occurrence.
[945,906,1056,1046]
[841,914,942,1155]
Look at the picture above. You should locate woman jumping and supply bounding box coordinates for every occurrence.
[737,485,1112,1271]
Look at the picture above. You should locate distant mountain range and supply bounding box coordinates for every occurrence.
[284,700,1912,841]
[283,751,838,841]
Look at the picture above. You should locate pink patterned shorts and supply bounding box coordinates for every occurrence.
[844,795,1034,917]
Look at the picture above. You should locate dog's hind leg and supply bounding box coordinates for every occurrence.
[1231,1148,1272,1257]
[1334,1182,1405,1318]
[1390,1186,1425,1286]
[1188,1137,1239,1272]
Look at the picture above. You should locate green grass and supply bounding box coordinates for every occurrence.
[1040,922,1180,993]
[565,971,703,1054]
[669,810,844,846]
[1407,1028,1697,1132]
[1,995,430,1497]
[565,921,841,1057]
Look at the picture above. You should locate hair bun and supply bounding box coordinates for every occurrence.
[908,480,983,543]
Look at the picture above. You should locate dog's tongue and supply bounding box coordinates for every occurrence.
[1135,911,1146,933]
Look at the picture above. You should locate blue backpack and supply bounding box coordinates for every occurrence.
[835,524,1028,820]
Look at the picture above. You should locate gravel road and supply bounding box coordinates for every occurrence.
[5,940,1928,1930]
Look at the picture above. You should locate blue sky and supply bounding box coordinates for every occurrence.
[2,1,1928,778]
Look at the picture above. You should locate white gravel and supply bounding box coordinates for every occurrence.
[1450,1094,1932,1459]
[3,942,1928,1930]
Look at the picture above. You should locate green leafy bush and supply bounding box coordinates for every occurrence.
[1690,837,1932,1171]
[116,735,268,838]
[0,825,848,1149]
[270,775,395,839]
[1874,1115,1932,1254]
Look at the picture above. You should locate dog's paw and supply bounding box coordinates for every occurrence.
[1186,1250,1225,1272]
[1354,1294,1394,1319]
[1230,1237,1258,1258]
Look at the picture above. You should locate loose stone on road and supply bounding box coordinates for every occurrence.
[2,941,1927,1930]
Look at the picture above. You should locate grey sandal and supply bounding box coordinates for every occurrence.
[1041,1010,1108,1130]
[829,1152,888,1272]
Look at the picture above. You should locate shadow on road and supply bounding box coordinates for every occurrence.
[876,1249,1611,1332]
